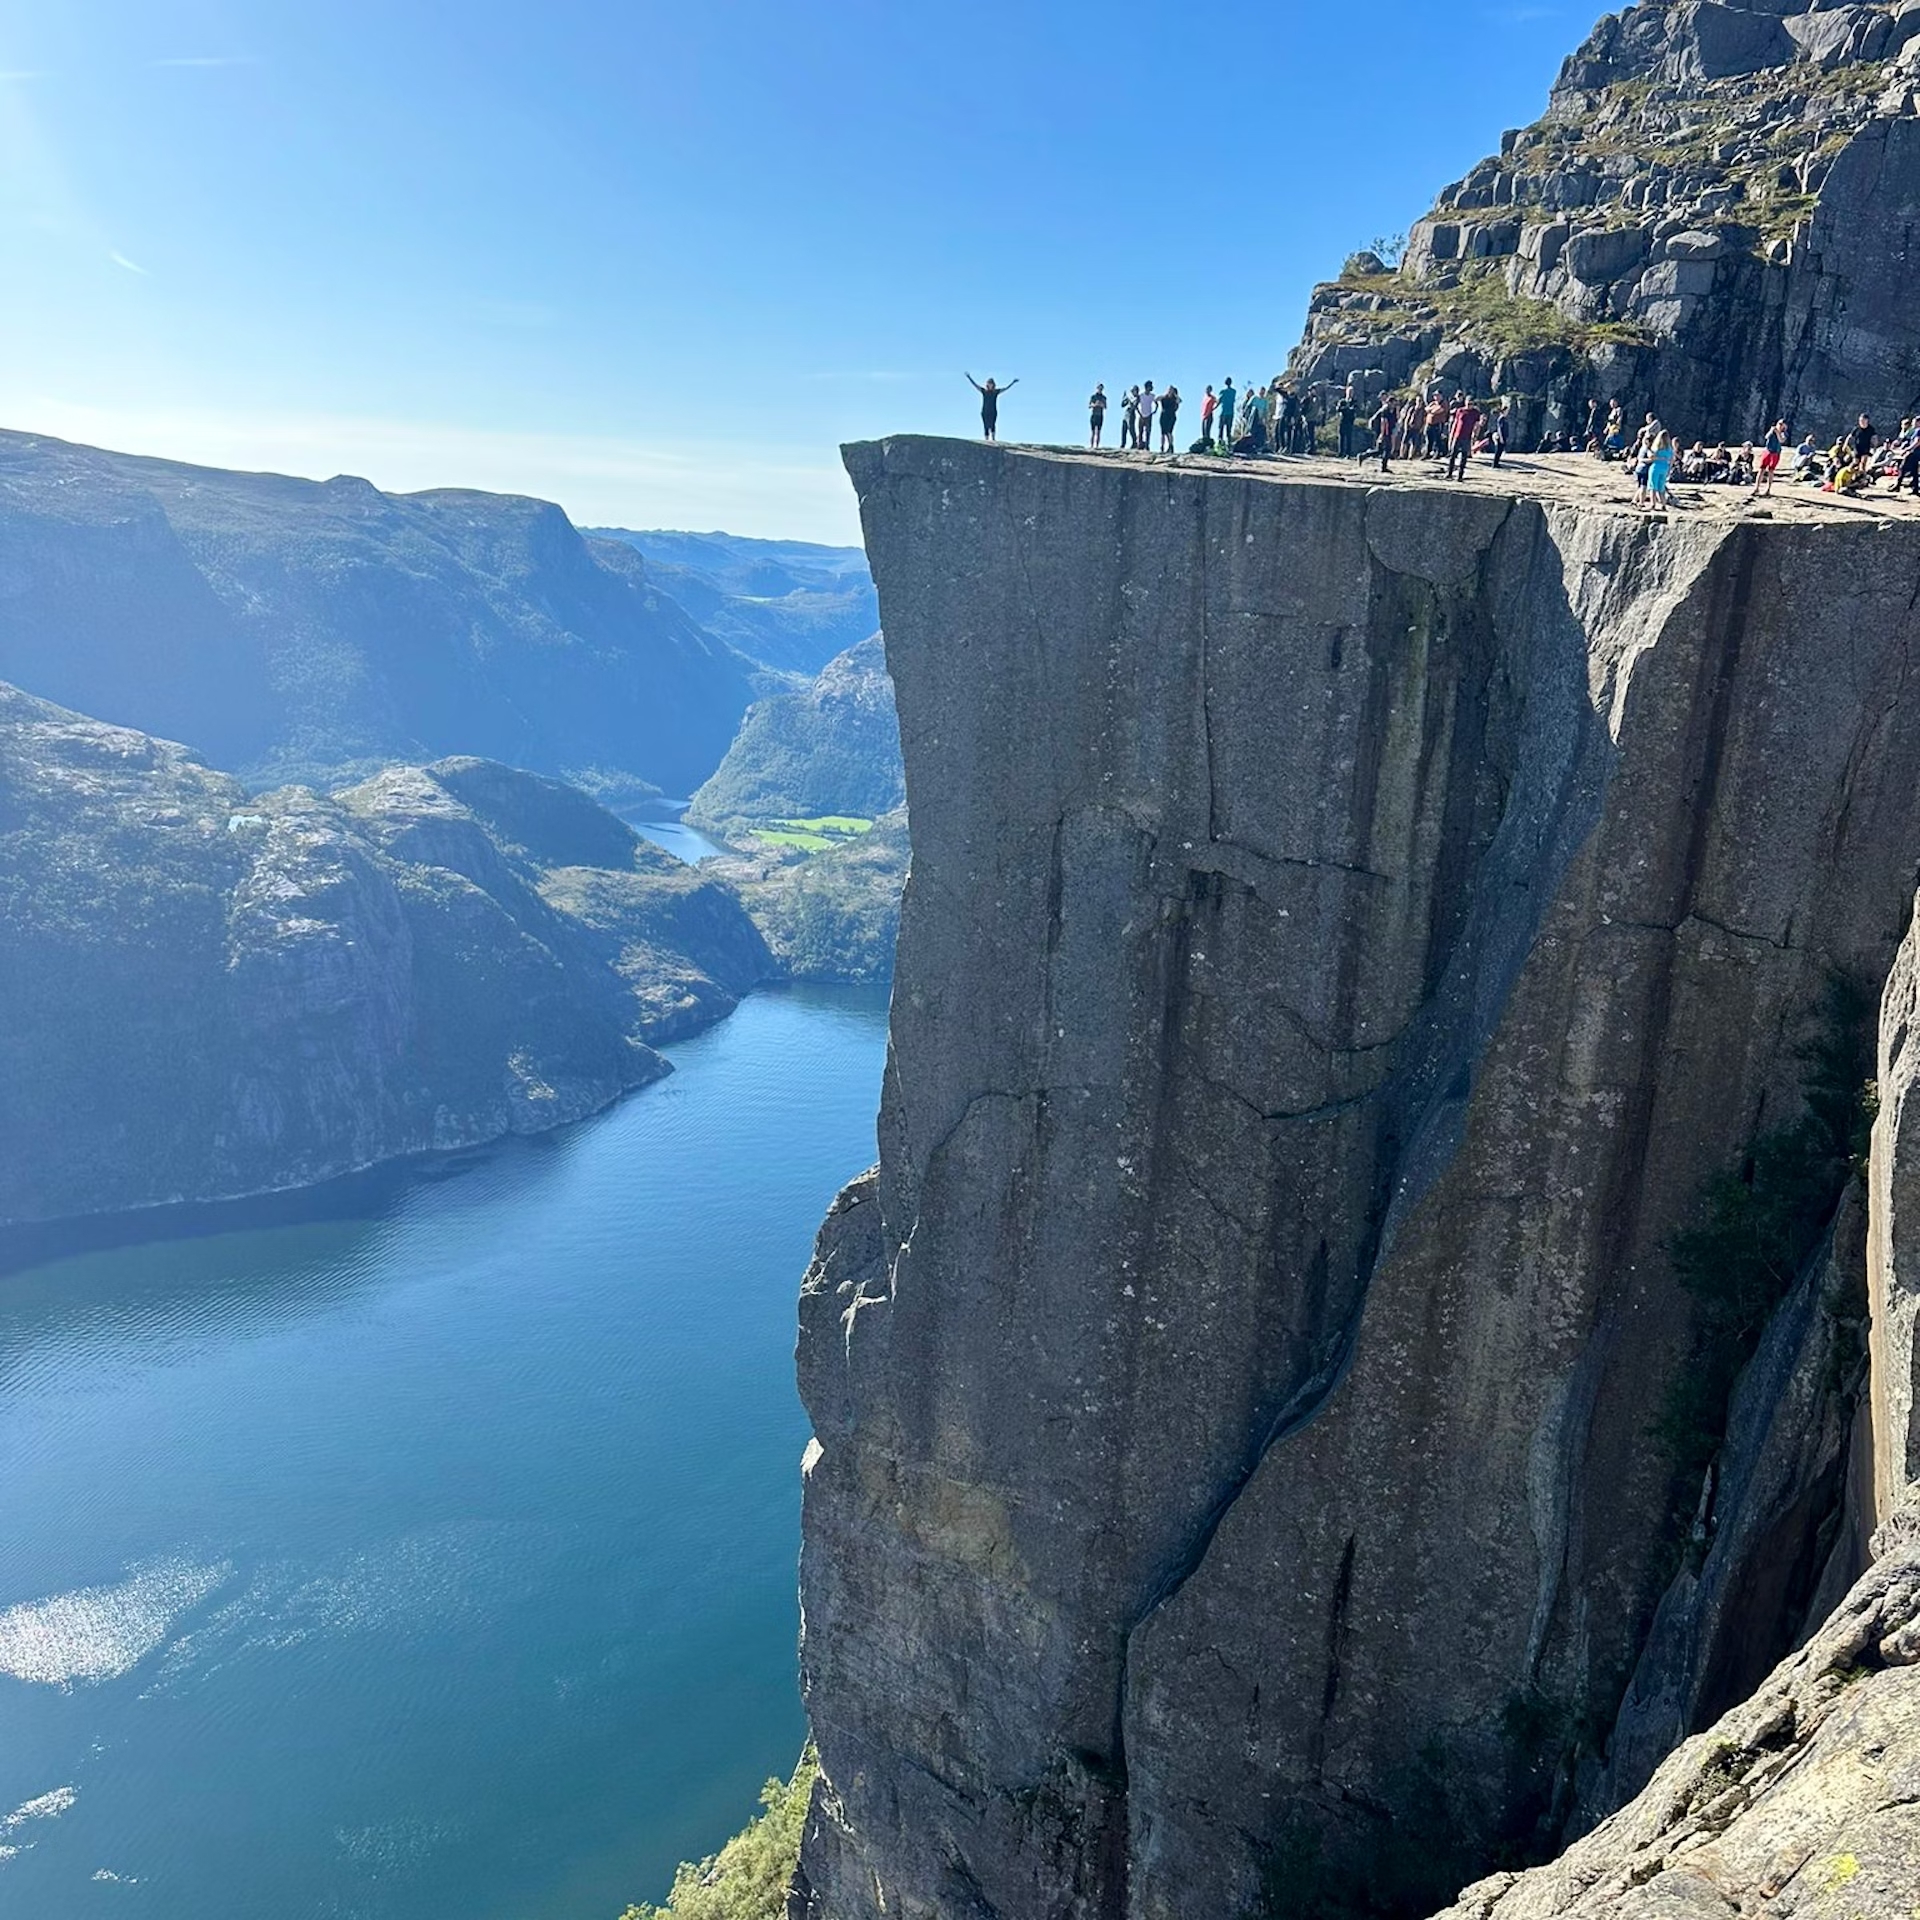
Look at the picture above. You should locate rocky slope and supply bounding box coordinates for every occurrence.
[690,635,904,828]
[1289,0,1920,447]
[1432,1534,1920,1918]
[0,683,773,1226]
[717,807,909,985]
[0,430,758,795]
[791,439,1920,1919]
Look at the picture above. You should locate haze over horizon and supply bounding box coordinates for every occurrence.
[1,0,1594,542]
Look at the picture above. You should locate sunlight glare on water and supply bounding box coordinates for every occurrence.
[0,984,887,1920]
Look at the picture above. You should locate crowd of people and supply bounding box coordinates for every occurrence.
[964,371,1920,510]
[1083,376,1355,458]
[1569,401,1920,505]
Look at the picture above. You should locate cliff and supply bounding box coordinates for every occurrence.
[1289,0,1920,447]
[0,430,758,795]
[0,684,774,1226]
[793,439,1920,1917]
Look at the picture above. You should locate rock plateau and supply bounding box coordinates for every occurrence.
[792,439,1920,1918]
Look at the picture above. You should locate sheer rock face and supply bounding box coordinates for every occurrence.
[794,440,1920,1919]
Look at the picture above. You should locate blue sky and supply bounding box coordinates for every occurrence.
[0,0,1595,542]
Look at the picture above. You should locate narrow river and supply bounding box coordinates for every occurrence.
[0,983,888,1920]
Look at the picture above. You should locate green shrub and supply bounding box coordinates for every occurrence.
[1656,972,1876,1489]
[621,1751,816,1920]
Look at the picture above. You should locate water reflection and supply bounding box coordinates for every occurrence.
[0,985,887,1920]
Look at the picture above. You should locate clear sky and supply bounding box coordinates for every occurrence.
[0,0,1596,543]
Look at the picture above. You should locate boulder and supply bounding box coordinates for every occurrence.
[1786,4,1892,68]
[1671,2,1797,82]
[1564,222,1653,283]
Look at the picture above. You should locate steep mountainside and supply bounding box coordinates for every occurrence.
[0,684,773,1226]
[791,439,1920,1919]
[590,528,877,676]
[717,808,909,985]
[690,636,903,827]
[1289,0,1920,447]
[0,430,758,795]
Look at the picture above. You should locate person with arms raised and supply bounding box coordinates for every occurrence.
[966,373,1018,442]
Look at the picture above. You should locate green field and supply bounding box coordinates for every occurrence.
[750,815,875,853]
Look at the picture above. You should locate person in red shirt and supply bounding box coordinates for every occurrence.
[1447,398,1483,481]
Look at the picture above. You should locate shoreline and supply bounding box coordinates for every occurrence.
[0,978,886,1267]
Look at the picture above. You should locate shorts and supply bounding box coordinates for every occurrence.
[1759,450,1780,473]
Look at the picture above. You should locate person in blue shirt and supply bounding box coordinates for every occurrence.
[1648,431,1675,508]
[1216,379,1236,451]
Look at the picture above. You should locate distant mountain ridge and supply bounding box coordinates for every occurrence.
[0,430,761,796]
[591,527,878,677]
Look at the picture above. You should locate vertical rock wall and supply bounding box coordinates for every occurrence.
[796,440,1920,1919]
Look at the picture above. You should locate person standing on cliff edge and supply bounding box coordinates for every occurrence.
[1089,384,1109,449]
[967,373,1017,441]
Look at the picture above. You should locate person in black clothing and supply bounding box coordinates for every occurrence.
[1337,390,1357,458]
[1852,413,1877,472]
[1370,397,1397,473]
[1089,384,1109,449]
[967,373,1018,441]
[1159,385,1181,452]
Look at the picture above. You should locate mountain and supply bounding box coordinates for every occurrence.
[790,438,1920,1919]
[716,808,908,985]
[590,527,878,677]
[689,635,903,827]
[0,430,759,797]
[1288,0,1920,448]
[0,683,773,1227]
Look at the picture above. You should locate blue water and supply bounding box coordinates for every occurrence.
[0,984,888,1920]
[627,803,729,866]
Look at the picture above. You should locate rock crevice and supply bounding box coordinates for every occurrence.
[795,441,1920,1919]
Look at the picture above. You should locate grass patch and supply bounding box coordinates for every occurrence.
[622,1750,816,1920]
[751,816,875,854]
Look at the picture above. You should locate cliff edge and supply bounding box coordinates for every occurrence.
[793,439,1920,1917]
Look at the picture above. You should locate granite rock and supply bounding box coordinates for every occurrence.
[793,441,1920,1919]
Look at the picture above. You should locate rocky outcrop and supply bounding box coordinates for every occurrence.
[1431,1540,1920,1918]
[1289,0,1920,447]
[0,684,774,1225]
[691,635,904,828]
[0,429,758,794]
[793,440,1920,1919]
